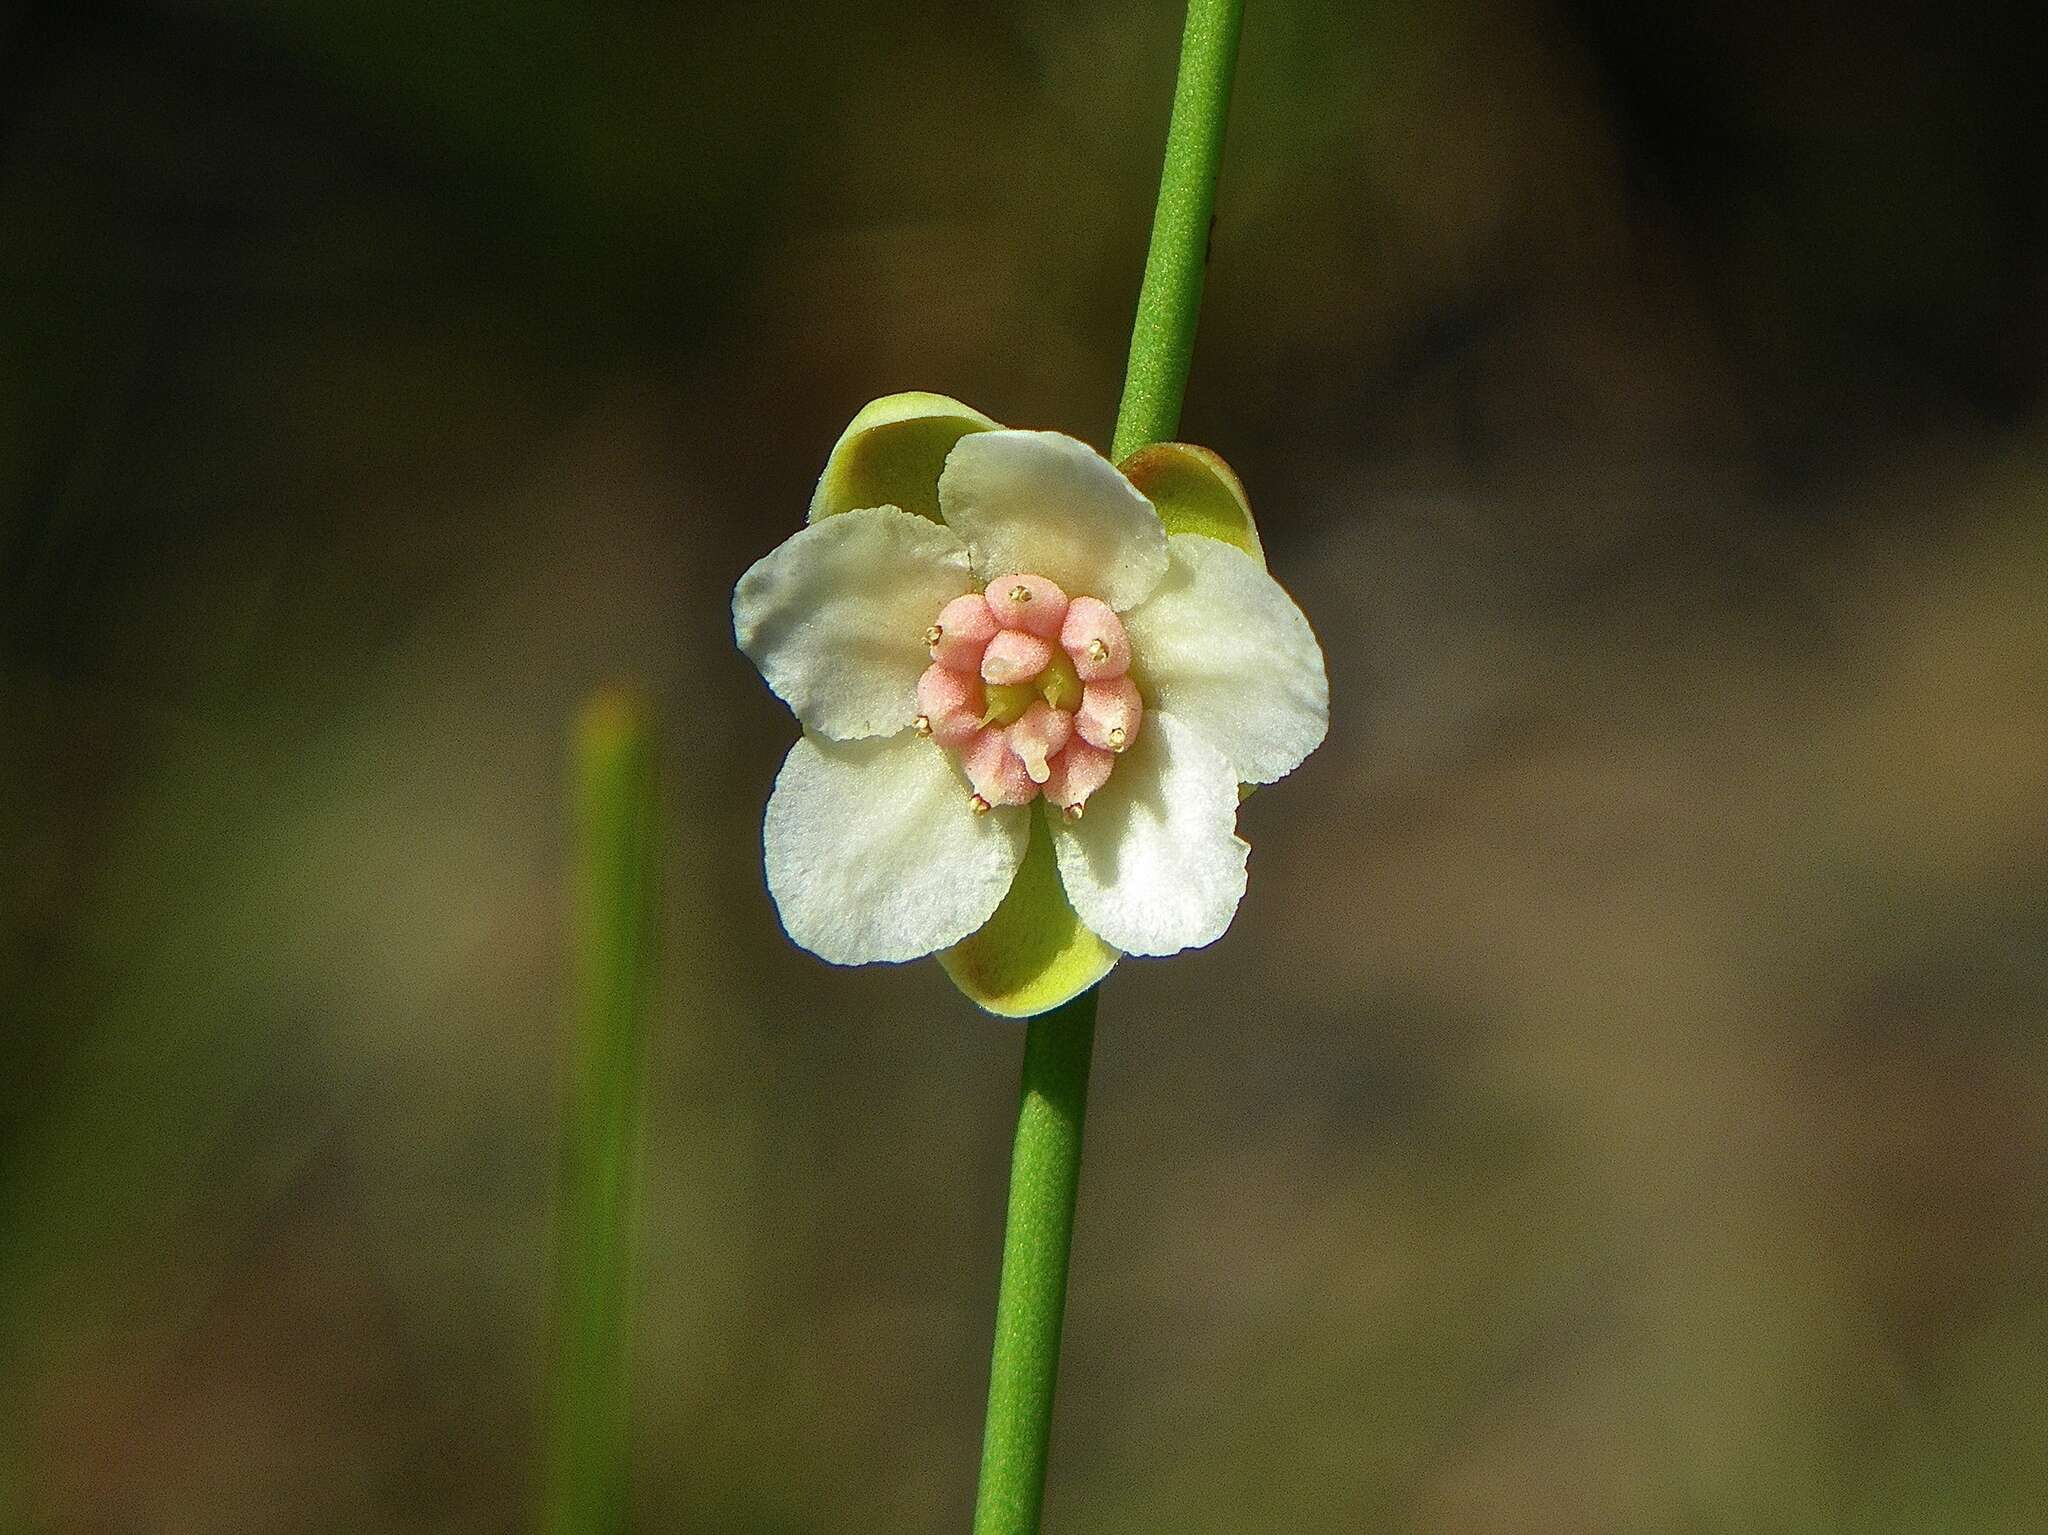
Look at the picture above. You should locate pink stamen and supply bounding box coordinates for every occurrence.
[1075,676,1142,754]
[1008,701,1074,785]
[1044,740,1115,811]
[931,593,998,672]
[986,574,1070,639]
[1060,597,1130,681]
[917,663,984,748]
[961,726,1036,806]
[981,628,1054,686]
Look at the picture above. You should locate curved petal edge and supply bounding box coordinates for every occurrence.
[734,505,974,740]
[1120,534,1328,785]
[938,430,1168,612]
[765,732,1030,965]
[1048,712,1249,957]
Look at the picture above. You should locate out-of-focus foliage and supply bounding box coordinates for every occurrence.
[4,0,2046,1530]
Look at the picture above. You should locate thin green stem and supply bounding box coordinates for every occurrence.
[971,988,1099,1535]
[542,688,661,1535]
[1110,0,1246,464]
[974,6,1242,1527]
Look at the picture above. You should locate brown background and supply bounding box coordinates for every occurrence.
[5,0,2046,1529]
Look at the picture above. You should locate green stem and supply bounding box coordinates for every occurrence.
[973,7,1243,1529]
[971,988,1099,1535]
[542,688,661,1535]
[1110,0,1246,464]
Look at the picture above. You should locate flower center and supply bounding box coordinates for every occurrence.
[913,573,1142,818]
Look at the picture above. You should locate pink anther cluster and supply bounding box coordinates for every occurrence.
[914,573,1143,817]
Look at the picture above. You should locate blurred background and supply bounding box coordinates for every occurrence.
[5,0,2047,1529]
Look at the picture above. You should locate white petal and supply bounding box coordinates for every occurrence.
[937,430,1168,612]
[1121,534,1329,784]
[1049,712,1247,957]
[734,506,973,740]
[765,732,1029,965]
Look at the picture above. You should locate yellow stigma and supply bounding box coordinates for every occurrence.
[913,714,932,737]
[1107,725,1128,751]
[924,624,943,647]
[1061,802,1085,822]
[1037,648,1082,713]
[969,794,992,815]
[1086,637,1109,665]
[981,681,1037,727]
[1008,584,1032,604]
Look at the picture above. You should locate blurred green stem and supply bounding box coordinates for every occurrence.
[542,689,660,1535]
[973,3,1242,1531]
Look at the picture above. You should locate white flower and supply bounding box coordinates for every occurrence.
[733,393,1328,1016]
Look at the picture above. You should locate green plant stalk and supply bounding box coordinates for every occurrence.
[1111,0,1245,465]
[542,688,661,1535]
[971,988,1099,1534]
[973,3,1243,1531]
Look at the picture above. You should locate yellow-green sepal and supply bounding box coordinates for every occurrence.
[808,392,1001,524]
[939,812,1118,1018]
[1117,441,1265,566]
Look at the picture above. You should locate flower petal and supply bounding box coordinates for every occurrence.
[734,506,973,740]
[809,392,1002,524]
[1121,533,1329,784]
[938,430,1168,612]
[939,812,1119,1017]
[1049,712,1247,957]
[1117,441,1265,564]
[764,732,1027,965]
